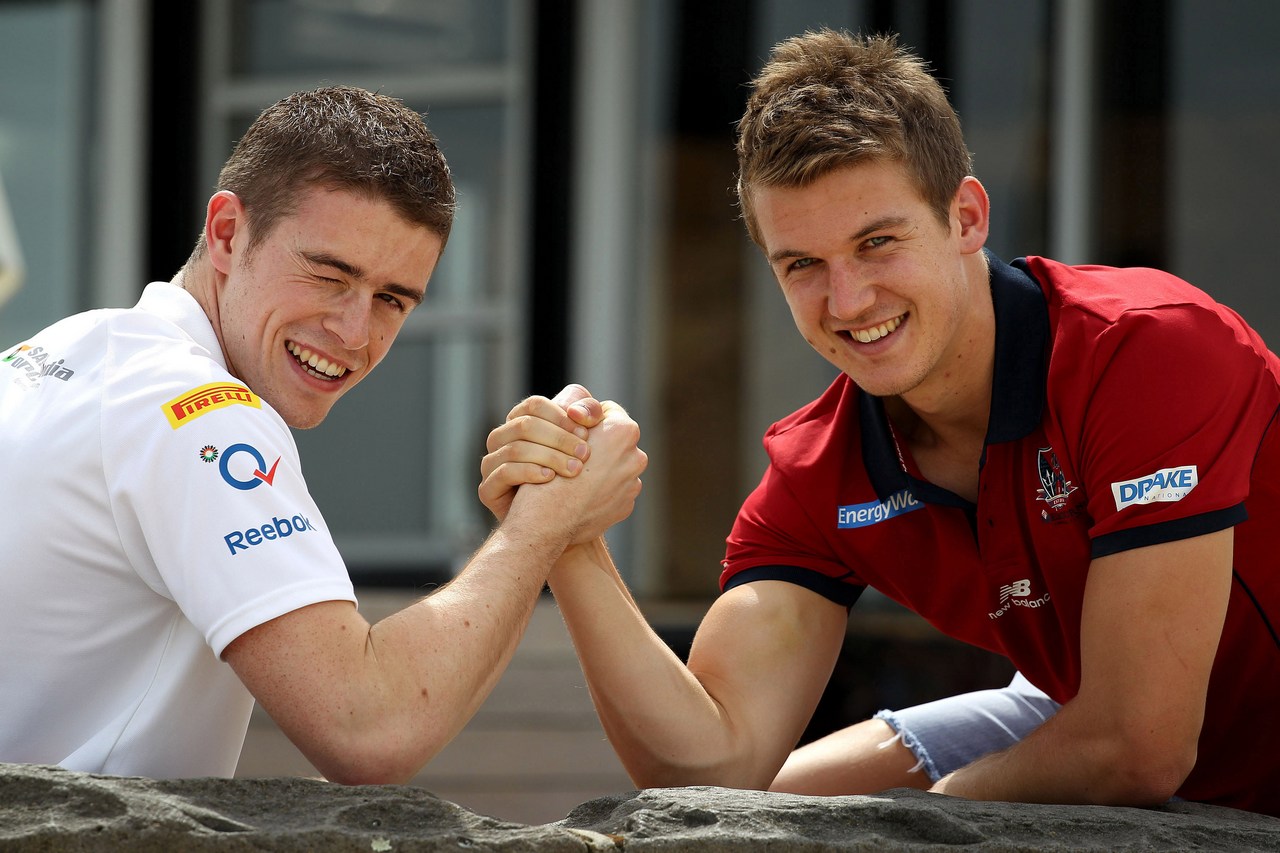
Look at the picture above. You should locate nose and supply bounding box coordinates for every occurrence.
[322,290,371,350]
[826,260,875,319]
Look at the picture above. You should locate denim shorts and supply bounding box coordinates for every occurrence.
[874,671,1061,782]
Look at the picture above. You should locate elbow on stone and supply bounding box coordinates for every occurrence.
[305,727,447,788]
[1104,732,1197,806]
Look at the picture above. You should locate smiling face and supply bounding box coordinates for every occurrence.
[207,185,443,428]
[753,159,992,409]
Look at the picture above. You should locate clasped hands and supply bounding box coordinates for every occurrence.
[479,384,647,545]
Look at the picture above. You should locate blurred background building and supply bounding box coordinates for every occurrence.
[2,0,1278,821]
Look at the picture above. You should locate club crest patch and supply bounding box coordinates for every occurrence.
[1036,446,1080,520]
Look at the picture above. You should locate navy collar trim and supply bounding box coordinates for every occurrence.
[859,251,1049,503]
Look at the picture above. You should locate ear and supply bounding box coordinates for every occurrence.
[952,176,990,255]
[205,190,246,276]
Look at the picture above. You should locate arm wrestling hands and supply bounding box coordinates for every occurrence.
[222,386,645,786]
[478,383,645,536]
[480,385,849,791]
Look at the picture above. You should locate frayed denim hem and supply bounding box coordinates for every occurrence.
[874,709,942,783]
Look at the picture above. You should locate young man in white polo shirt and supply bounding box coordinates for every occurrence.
[0,86,646,783]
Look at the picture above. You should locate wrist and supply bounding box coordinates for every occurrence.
[549,536,612,583]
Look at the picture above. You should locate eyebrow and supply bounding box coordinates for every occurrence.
[767,215,912,265]
[300,250,426,307]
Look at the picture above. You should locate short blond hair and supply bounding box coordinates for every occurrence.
[735,30,972,246]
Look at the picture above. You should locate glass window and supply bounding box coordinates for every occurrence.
[0,1,92,345]
[230,0,509,77]
[1168,1,1280,342]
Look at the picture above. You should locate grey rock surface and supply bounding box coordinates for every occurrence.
[1,762,1278,852]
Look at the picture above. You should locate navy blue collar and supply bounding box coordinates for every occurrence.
[860,252,1049,503]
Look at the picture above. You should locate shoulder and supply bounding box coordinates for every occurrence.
[764,373,860,456]
[94,305,293,452]
[1025,256,1277,375]
[1024,256,1228,323]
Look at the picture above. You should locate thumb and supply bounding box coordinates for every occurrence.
[553,383,604,428]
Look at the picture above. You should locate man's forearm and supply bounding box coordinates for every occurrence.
[930,698,1191,807]
[548,540,766,788]
[293,505,573,784]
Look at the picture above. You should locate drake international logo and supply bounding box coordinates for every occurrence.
[1111,465,1197,511]
[163,382,260,428]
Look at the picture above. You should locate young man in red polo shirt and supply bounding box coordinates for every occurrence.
[481,30,1279,815]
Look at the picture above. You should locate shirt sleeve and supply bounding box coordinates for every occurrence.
[103,368,356,657]
[721,461,865,607]
[1073,303,1279,557]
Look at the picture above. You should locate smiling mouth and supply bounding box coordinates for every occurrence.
[287,341,347,380]
[845,313,906,344]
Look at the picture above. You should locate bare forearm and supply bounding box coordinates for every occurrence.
[375,532,556,742]
[295,516,569,784]
[932,700,1191,807]
[549,542,764,788]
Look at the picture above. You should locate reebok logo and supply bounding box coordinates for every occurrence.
[224,514,316,555]
[1111,465,1197,511]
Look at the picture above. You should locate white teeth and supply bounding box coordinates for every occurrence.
[287,341,347,379]
[851,315,904,344]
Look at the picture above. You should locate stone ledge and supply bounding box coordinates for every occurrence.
[3,762,1278,851]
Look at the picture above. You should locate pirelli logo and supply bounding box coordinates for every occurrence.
[163,382,260,429]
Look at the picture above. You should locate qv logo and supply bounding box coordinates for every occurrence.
[837,489,923,529]
[1111,465,1197,511]
[218,443,281,491]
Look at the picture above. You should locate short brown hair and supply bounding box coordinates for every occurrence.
[194,85,455,257]
[735,30,972,246]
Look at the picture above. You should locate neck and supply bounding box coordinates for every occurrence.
[171,256,229,366]
[888,250,996,462]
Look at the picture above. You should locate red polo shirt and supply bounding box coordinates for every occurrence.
[721,254,1280,815]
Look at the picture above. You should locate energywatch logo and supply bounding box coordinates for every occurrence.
[837,489,922,529]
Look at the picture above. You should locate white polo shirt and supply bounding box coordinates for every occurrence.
[0,282,356,777]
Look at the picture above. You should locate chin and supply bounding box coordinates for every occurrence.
[846,372,920,399]
[278,405,332,430]
[289,413,331,430]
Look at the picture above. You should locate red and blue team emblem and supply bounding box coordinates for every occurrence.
[1035,446,1078,517]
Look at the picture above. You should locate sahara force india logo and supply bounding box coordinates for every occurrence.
[2,344,76,385]
[163,382,260,428]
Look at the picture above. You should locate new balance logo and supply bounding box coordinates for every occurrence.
[989,578,1051,620]
[999,579,1031,602]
